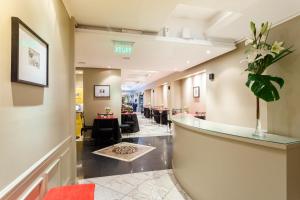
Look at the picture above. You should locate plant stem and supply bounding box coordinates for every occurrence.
[256,97,260,120]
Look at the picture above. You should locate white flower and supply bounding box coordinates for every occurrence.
[255,49,275,60]
[243,47,275,64]
[245,37,254,46]
[245,49,259,63]
[271,41,285,54]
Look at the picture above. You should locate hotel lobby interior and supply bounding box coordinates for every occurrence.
[1,0,300,200]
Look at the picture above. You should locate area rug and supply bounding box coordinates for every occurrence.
[93,142,156,162]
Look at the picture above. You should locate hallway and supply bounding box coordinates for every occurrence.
[76,136,173,179]
[75,114,187,199]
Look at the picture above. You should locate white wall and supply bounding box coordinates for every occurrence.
[0,0,75,192]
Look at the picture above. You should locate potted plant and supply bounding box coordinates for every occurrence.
[242,21,293,137]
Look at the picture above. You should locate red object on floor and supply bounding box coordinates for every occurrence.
[43,184,95,200]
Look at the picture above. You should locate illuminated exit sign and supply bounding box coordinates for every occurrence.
[113,40,134,55]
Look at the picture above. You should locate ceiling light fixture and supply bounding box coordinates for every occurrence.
[186,60,190,64]
[206,50,211,54]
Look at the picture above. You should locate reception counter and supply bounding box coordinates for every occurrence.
[172,114,300,200]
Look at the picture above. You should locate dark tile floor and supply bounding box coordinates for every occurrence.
[76,136,173,179]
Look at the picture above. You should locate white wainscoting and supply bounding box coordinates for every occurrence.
[0,136,74,200]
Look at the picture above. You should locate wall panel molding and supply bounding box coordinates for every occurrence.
[0,136,73,200]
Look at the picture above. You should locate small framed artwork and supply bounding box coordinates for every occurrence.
[95,85,110,98]
[11,17,49,87]
[193,86,200,98]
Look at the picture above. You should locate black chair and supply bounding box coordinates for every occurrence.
[166,111,172,132]
[121,114,137,133]
[92,118,120,145]
[144,107,150,118]
[153,110,161,124]
[195,112,206,120]
[119,124,130,136]
[80,113,93,138]
[161,110,168,125]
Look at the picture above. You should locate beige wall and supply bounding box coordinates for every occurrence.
[204,44,268,129]
[171,80,182,109]
[0,0,75,191]
[153,86,163,106]
[75,74,83,88]
[142,43,267,129]
[143,89,151,106]
[83,68,121,125]
[162,84,169,108]
[266,16,300,138]
[143,16,300,136]
[181,72,206,113]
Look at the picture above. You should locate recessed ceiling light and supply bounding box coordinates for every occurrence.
[206,50,211,54]
[186,60,190,64]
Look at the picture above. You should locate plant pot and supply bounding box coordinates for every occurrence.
[253,118,265,137]
[253,97,266,137]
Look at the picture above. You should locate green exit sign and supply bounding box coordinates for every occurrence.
[113,40,134,55]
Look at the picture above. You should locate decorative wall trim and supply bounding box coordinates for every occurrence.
[0,136,73,200]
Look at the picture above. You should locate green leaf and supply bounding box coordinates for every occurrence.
[250,21,256,37]
[246,74,284,102]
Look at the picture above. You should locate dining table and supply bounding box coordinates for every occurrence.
[91,116,121,144]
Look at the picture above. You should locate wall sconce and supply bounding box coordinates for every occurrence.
[209,73,215,81]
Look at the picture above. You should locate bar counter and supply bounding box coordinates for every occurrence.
[172,114,300,200]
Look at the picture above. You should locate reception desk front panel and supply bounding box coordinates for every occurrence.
[172,114,300,200]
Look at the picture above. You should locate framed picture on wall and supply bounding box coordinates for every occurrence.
[94,85,110,98]
[11,17,49,87]
[193,86,200,98]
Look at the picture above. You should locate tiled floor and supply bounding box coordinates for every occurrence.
[122,113,172,138]
[78,170,192,200]
[76,113,192,199]
[77,136,173,179]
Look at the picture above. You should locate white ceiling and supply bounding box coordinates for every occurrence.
[75,29,235,89]
[63,0,300,90]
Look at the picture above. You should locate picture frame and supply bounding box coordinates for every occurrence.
[94,85,110,98]
[193,86,200,98]
[11,17,49,87]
